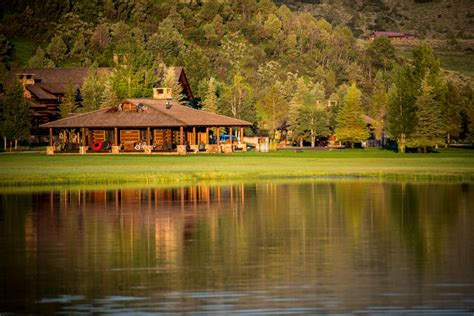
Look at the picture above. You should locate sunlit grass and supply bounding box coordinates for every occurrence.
[0,148,472,188]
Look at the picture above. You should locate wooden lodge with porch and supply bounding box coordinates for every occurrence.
[40,87,252,155]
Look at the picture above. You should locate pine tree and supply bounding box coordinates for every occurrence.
[28,47,55,68]
[81,64,106,112]
[100,78,119,109]
[47,35,68,64]
[408,76,445,152]
[1,81,31,150]
[163,67,186,105]
[59,81,77,118]
[202,77,219,113]
[307,83,330,147]
[288,78,309,146]
[335,83,369,148]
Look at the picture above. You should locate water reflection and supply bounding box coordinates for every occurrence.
[0,181,473,314]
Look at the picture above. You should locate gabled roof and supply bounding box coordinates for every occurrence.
[171,66,194,100]
[25,84,56,100]
[369,31,417,38]
[4,67,111,97]
[40,99,252,129]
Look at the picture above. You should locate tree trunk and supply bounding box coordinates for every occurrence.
[3,136,6,151]
[14,139,17,151]
[351,142,354,149]
[311,136,315,148]
[9,141,12,153]
[446,133,451,148]
[398,134,406,153]
[423,146,427,153]
[299,138,303,147]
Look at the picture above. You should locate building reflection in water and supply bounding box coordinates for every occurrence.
[1,181,473,313]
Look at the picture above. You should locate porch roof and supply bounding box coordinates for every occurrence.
[40,98,252,129]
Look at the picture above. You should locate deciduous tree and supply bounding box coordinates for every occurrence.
[387,66,418,153]
[1,81,31,151]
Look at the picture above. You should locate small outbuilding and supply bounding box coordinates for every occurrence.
[40,88,252,155]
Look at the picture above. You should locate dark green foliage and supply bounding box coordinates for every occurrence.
[366,36,395,72]
[0,81,32,142]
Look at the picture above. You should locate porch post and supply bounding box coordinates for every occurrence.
[180,126,184,145]
[205,127,209,145]
[216,127,220,145]
[49,128,53,146]
[114,128,118,146]
[81,128,86,146]
[240,127,244,143]
[229,128,233,144]
[146,127,150,146]
[192,127,196,145]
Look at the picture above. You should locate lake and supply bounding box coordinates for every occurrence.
[0,180,473,315]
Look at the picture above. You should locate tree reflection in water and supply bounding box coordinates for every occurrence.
[0,181,473,314]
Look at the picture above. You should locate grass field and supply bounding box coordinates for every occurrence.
[397,49,474,77]
[0,149,473,189]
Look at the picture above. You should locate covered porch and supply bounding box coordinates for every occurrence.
[45,126,248,155]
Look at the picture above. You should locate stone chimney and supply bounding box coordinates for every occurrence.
[153,87,172,100]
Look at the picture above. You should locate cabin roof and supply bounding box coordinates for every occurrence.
[369,31,417,38]
[40,99,252,129]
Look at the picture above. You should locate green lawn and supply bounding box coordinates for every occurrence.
[11,37,37,66]
[397,49,474,77]
[0,149,473,189]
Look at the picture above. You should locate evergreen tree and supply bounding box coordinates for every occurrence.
[408,76,445,152]
[289,78,309,146]
[81,64,106,112]
[59,81,77,118]
[202,77,219,113]
[306,83,330,147]
[163,67,186,105]
[1,81,32,150]
[100,78,119,109]
[28,47,54,67]
[47,35,68,64]
[387,66,418,153]
[335,83,369,148]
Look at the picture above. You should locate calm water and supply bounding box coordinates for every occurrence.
[0,181,473,315]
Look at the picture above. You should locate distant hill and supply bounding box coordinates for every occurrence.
[276,0,474,40]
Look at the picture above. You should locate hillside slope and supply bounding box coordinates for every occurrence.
[278,0,474,40]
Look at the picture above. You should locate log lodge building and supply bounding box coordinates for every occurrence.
[39,75,251,155]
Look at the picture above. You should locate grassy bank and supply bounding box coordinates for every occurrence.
[0,148,473,188]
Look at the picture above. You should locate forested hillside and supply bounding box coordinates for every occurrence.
[0,0,473,149]
[277,0,474,40]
